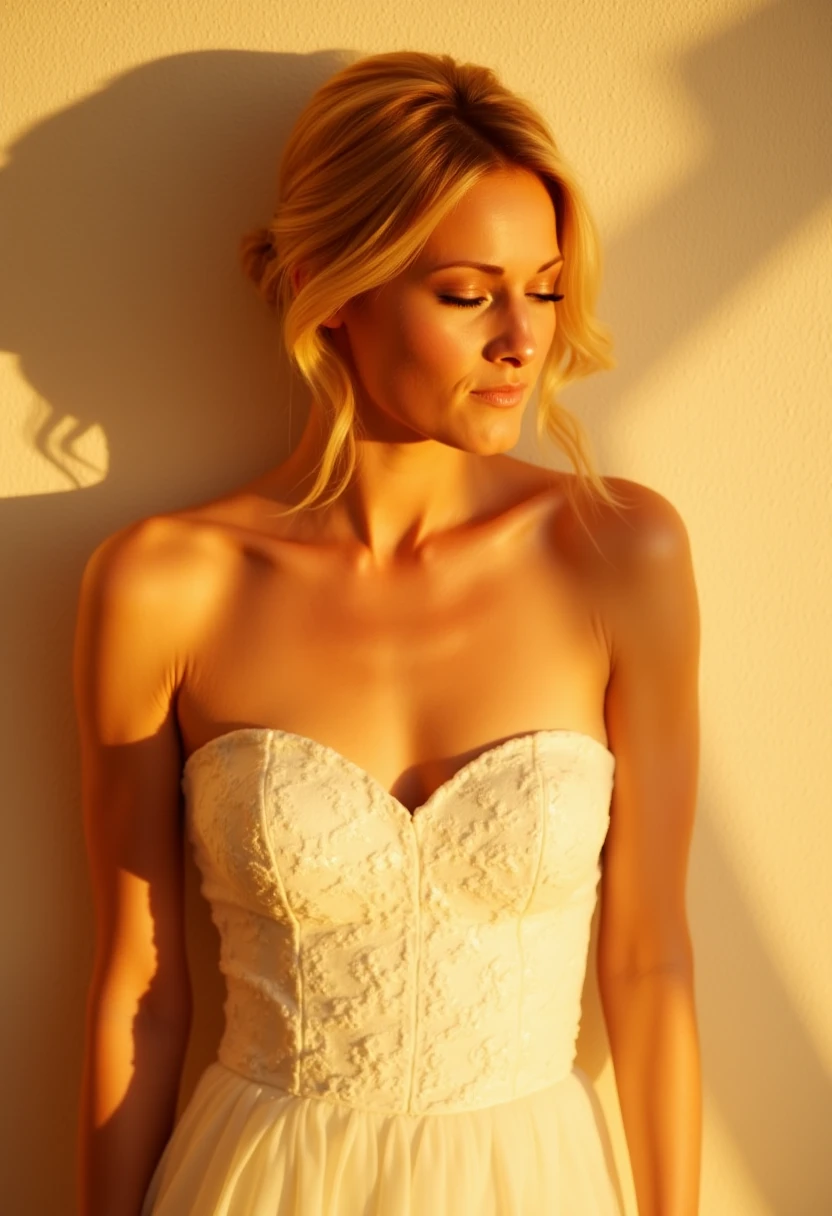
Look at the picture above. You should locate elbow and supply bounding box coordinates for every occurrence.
[140,969,193,1039]
[89,966,192,1042]
[597,932,696,998]
[597,951,697,1030]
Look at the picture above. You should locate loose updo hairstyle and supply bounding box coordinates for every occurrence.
[241,50,618,518]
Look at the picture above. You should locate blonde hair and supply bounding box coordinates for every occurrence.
[241,50,621,519]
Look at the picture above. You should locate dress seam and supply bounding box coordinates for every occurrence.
[210,1056,574,1117]
[405,811,422,1115]
[514,736,549,1101]
[258,732,303,1094]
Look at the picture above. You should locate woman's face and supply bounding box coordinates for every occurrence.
[325,168,563,454]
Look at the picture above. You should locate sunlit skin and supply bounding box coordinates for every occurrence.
[273,168,564,564]
[75,166,701,1214]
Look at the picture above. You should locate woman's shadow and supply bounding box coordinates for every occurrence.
[1,7,830,1210]
[0,48,350,1214]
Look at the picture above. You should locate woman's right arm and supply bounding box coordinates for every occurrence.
[74,522,195,1216]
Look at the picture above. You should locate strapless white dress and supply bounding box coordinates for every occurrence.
[142,727,622,1214]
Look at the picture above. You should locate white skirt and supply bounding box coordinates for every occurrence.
[143,1061,622,1214]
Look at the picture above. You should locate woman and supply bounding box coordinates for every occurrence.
[75,50,701,1215]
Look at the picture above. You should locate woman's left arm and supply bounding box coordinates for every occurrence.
[598,484,702,1215]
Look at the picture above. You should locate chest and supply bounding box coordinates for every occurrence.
[179,523,609,810]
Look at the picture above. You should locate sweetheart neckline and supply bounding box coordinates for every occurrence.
[182,725,615,820]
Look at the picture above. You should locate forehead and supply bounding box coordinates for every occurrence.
[417,169,560,264]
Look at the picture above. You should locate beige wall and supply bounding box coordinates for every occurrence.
[2,0,830,1211]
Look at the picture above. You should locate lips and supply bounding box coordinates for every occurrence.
[470,384,527,406]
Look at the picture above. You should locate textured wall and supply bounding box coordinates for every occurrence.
[2,0,830,1212]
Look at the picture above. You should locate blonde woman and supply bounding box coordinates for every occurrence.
[75,51,701,1216]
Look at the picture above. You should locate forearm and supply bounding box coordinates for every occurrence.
[600,964,701,1215]
[79,994,190,1216]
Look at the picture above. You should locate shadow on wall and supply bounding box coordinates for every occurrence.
[0,2,830,1211]
[569,0,832,458]
[0,47,355,1216]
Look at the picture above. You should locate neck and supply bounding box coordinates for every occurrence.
[263,400,491,569]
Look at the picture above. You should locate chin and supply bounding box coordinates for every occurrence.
[452,428,521,458]
[474,416,525,454]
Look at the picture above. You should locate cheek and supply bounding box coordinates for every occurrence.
[345,297,478,404]
[391,308,476,387]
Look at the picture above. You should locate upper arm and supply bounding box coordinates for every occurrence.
[73,520,194,1023]
[596,482,701,981]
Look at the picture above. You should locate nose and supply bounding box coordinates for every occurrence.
[483,297,541,368]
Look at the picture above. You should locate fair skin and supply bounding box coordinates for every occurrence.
[75,167,701,1214]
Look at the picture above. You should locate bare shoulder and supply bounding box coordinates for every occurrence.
[552,474,692,584]
[79,513,214,637]
[498,456,690,573]
[585,477,698,664]
[80,501,241,614]
[548,474,698,668]
[583,476,691,570]
[74,509,235,750]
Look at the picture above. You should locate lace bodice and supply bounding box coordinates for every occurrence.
[183,727,615,1117]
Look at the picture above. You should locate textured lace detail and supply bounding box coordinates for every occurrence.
[184,728,615,1116]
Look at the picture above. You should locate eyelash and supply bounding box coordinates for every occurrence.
[439,293,565,309]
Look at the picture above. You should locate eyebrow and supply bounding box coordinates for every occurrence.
[425,255,564,275]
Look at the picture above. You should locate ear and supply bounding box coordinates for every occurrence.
[291,264,345,330]
[320,310,345,330]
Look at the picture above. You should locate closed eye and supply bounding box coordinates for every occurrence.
[439,294,564,309]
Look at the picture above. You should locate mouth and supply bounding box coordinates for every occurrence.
[469,385,527,407]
